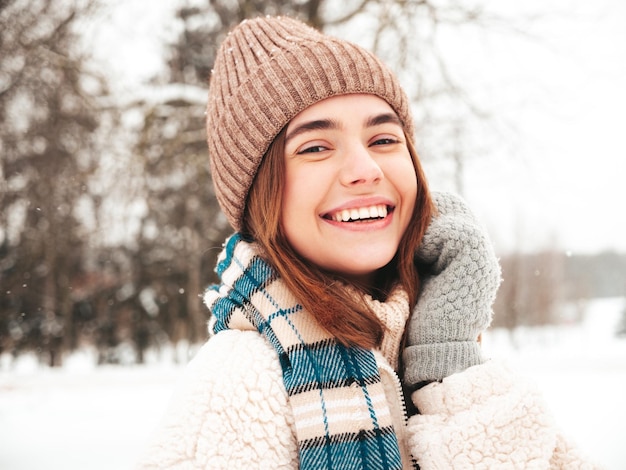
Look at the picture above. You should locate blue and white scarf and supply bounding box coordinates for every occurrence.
[204,233,404,469]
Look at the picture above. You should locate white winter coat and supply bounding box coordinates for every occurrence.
[137,329,598,469]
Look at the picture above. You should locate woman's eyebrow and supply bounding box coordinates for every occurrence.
[365,113,402,128]
[285,118,340,143]
[285,113,401,143]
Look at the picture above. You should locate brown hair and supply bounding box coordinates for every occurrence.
[242,127,434,349]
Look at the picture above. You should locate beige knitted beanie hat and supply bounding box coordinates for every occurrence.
[206,15,414,231]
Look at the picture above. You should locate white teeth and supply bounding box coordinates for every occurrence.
[331,204,389,222]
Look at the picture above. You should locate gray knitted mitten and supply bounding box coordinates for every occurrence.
[402,192,501,389]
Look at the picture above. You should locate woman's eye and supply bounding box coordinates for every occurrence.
[371,137,398,146]
[298,145,327,154]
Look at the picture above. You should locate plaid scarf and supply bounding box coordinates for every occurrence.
[204,234,403,470]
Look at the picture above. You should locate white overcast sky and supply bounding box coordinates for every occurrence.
[449,0,626,254]
[85,0,626,255]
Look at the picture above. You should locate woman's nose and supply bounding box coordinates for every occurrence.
[339,144,383,186]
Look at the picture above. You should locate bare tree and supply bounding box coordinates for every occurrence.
[492,250,564,335]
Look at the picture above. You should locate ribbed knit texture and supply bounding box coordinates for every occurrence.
[360,287,409,372]
[402,192,502,387]
[206,16,413,230]
[204,234,405,470]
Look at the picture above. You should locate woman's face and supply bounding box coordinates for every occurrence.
[281,94,417,286]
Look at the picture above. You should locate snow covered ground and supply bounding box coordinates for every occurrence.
[1,297,625,470]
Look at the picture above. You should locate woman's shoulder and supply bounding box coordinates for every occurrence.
[138,330,297,469]
[182,329,290,417]
[407,361,600,469]
[191,329,283,377]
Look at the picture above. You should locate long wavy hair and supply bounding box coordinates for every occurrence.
[242,126,435,349]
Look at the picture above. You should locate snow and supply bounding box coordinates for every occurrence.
[1,298,624,469]
[0,363,180,470]
[483,297,626,469]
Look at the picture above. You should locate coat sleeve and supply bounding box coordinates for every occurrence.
[136,330,298,469]
[406,360,600,470]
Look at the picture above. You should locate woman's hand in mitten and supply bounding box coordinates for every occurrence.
[402,192,501,389]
